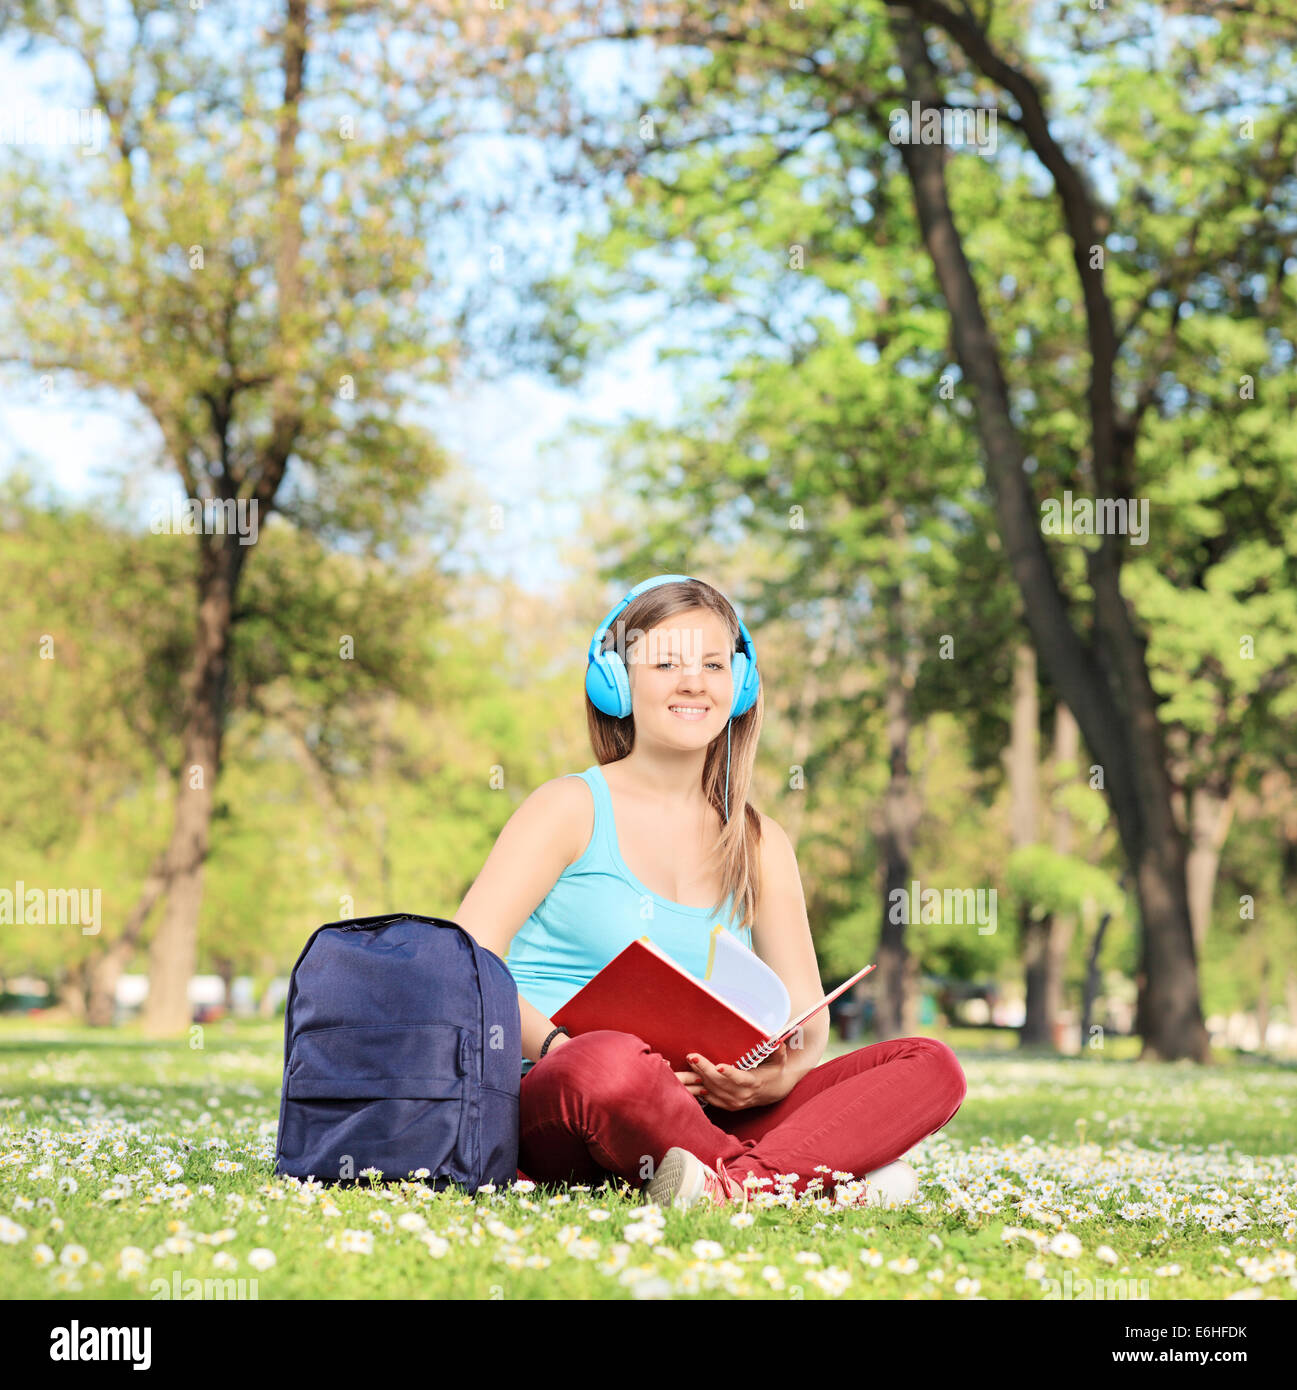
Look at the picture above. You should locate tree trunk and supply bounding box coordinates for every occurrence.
[1007,646,1039,852]
[1039,704,1081,1045]
[140,542,243,1035]
[885,8,1209,1061]
[1186,782,1234,957]
[1283,813,1297,1055]
[257,973,281,1019]
[1020,927,1049,1042]
[874,511,922,1040]
[1080,906,1112,1049]
[216,958,236,1012]
[874,674,918,1040]
[1008,645,1050,1048]
[85,944,130,1028]
[901,945,921,1036]
[139,0,306,1034]
[54,961,88,1020]
[86,849,170,1026]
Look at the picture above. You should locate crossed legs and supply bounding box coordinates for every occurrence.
[518,1029,967,1198]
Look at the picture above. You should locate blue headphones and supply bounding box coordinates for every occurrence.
[585,573,761,720]
[585,574,760,823]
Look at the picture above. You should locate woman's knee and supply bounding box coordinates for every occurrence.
[530,1029,669,1101]
[920,1037,968,1111]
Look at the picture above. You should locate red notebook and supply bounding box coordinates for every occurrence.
[551,934,875,1072]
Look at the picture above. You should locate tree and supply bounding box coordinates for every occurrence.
[0,477,190,1019]
[879,0,1293,1060]
[1,0,462,1031]
[476,0,1296,1060]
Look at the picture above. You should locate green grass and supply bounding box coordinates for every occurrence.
[0,1019,1293,1300]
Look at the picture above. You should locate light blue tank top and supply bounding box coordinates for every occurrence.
[503,764,754,1076]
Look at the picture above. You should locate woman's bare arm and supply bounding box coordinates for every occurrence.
[454,776,589,1062]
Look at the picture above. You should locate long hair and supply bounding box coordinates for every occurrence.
[584,577,764,934]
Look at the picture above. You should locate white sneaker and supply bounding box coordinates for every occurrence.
[863,1159,919,1207]
[644,1146,749,1210]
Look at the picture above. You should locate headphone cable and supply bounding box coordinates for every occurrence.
[724,715,732,823]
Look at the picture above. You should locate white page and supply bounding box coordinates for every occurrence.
[703,927,789,1036]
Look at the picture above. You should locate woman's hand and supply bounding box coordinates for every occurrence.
[673,1042,792,1110]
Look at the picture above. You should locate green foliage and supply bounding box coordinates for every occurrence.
[2,0,1295,1040]
[1004,846,1128,925]
[509,0,1297,1021]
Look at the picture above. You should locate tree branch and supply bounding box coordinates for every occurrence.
[897,0,1123,497]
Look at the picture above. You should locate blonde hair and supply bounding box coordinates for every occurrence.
[583,577,764,933]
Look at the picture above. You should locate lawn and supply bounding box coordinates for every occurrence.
[1,1019,1293,1301]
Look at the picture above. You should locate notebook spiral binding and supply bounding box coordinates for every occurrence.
[736,1037,781,1070]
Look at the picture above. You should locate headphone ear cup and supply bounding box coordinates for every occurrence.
[586,654,622,717]
[729,651,753,718]
[608,649,632,718]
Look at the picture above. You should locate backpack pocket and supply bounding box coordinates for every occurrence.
[477,1084,521,1184]
[278,1023,471,1186]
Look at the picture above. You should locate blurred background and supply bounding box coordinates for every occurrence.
[0,1,1293,1064]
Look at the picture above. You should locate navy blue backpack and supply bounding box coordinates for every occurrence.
[273,913,522,1192]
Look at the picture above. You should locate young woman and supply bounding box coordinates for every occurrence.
[454,574,967,1208]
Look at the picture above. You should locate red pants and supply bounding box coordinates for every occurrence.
[516,1029,967,1198]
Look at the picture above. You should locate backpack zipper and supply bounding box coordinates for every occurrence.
[336,914,453,932]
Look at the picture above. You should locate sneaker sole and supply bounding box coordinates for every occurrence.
[645,1146,706,1209]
